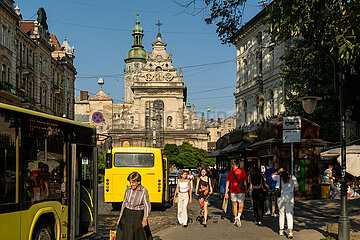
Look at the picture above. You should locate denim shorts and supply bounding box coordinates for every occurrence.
[230,193,245,202]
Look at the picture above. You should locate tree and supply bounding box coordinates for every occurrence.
[163,142,215,168]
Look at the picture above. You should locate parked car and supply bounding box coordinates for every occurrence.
[169,171,180,186]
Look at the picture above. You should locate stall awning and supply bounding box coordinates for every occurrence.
[205,149,221,158]
[220,141,250,153]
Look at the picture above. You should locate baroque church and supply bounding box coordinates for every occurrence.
[75,15,208,150]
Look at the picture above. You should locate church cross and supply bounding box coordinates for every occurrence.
[155,20,163,34]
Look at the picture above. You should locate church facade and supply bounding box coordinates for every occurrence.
[75,16,208,150]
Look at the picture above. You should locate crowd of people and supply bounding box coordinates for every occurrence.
[114,161,301,240]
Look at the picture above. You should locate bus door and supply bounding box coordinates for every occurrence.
[162,157,169,202]
[70,144,98,239]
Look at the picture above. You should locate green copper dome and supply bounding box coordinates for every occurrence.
[126,48,146,60]
[125,14,146,63]
[132,20,143,34]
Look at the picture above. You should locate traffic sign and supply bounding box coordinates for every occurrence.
[82,157,89,165]
[92,112,103,123]
[283,116,301,130]
[283,129,301,143]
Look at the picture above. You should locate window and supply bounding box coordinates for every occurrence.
[268,90,274,117]
[0,111,17,206]
[39,86,42,104]
[22,123,66,204]
[243,100,248,124]
[1,64,6,82]
[6,30,10,49]
[44,89,47,107]
[29,50,32,65]
[270,48,275,70]
[1,26,5,46]
[21,44,25,65]
[114,153,154,167]
[15,39,18,57]
[39,56,42,73]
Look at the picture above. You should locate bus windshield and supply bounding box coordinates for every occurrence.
[114,153,154,167]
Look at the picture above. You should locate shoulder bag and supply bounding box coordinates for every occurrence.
[274,175,282,197]
[232,169,245,190]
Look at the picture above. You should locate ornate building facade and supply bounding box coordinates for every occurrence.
[75,16,208,149]
[231,10,286,127]
[0,2,76,119]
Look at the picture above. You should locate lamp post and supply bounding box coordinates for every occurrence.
[298,51,350,240]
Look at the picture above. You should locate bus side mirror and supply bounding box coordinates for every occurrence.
[105,153,112,169]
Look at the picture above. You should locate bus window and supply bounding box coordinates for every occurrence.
[22,124,65,205]
[0,113,17,206]
[114,153,154,167]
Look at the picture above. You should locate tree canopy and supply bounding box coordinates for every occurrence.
[163,142,215,168]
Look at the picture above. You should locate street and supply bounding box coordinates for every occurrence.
[93,184,360,240]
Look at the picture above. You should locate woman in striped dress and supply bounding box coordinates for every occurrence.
[116,172,152,240]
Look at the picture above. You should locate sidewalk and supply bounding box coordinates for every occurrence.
[154,194,360,240]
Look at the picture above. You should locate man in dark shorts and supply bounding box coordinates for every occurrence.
[263,162,278,217]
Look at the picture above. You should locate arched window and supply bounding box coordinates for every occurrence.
[122,141,130,147]
[1,64,6,82]
[243,100,248,125]
[268,90,274,117]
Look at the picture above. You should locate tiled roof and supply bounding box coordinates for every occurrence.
[19,21,35,35]
[50,34,62,51]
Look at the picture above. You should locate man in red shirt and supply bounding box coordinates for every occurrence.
[225,160,247,227]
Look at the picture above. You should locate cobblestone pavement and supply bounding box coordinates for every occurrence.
[86,184,360,239]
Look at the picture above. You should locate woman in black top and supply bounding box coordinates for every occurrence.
[249,168,269,226]
[195,168,213,227]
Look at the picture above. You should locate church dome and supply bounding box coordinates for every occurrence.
[126,48,146,60]
[132,20,143,34]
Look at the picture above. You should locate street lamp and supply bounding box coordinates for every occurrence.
[298,50,350,240]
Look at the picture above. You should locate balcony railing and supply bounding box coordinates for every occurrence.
[0,81,36,105]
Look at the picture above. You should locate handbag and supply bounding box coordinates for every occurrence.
[274,175,282,197]
[173,194,178,204]
[232,169,245,190]
[222,197,229,213]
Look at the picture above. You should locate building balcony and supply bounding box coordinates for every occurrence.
[0,81,37,106]
[20,62,35,75]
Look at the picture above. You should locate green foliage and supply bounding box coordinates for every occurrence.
[163,142,215,168]
[98,150,105,183]
[266,0,360,66]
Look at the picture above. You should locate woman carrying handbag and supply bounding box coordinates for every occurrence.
[271,167,299,239]
[174,170,192,227]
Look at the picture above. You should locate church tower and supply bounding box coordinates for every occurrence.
[124,13,146,103]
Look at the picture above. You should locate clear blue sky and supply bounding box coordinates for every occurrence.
[16,0,261,120]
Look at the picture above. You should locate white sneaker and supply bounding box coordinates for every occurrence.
[271,213,278,217]
[234,217,241,227]
[265,210,271,216]
[288,232,293,238]
[279,230,284,236]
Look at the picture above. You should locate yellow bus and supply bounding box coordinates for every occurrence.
[104,147,169,208]
[0,103,98,240]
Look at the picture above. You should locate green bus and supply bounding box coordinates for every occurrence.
[0,103,98,240]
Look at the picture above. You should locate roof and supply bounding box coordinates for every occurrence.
[50,34,62,51]
[250,138,327,148]
[0,102,95,129]
[205,149,221,158]
[89,89,112,101]
[220,141,251,153]
[19,21,35,35]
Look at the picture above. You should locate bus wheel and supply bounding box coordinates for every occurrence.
[32,219,54,240]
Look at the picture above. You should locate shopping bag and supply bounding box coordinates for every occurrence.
[109,229,116,240]
[222,197,228,213]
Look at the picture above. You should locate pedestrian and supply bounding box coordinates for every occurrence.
[219,169,227,199]
[195,167,213,227]
[322,164,335,193]
[249,168,268,226]
[271,167,299,239]
[116,172,152,240]
[225,159,247,227]
[188,168,195,194]
[174,170,192,227]
[263,161,278,217]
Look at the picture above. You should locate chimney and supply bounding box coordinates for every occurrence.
[80,91,88,101]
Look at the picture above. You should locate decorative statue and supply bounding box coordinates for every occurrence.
[36,8,48,30]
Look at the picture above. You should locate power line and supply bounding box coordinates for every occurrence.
[189,85,234,95]
[48,20,215,35]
